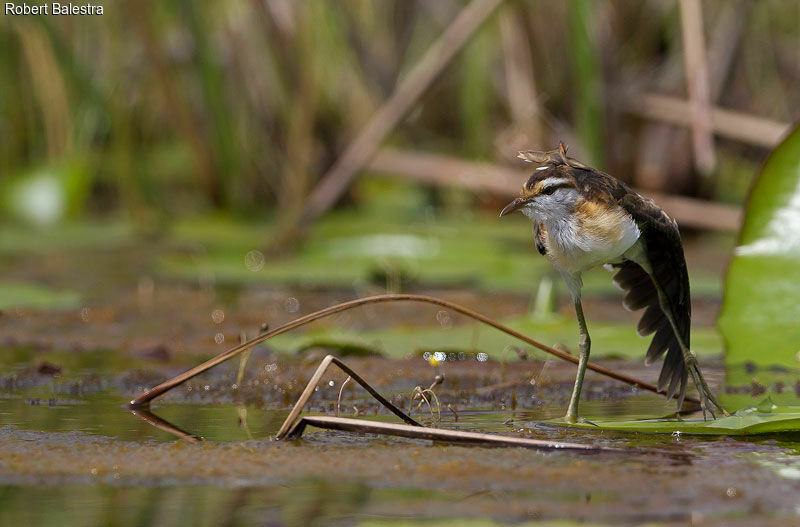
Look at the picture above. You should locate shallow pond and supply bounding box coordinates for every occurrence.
[1,350,799,526]
[0,231,798,525]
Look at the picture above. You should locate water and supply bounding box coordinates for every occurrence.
[0,393,290,443]
[1,349,800,525]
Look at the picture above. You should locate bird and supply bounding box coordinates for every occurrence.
[500,143,727,423]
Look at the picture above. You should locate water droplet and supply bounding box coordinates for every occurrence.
[328,380,335,387]
[433,351,446,362]
[726,487,738,498]
[245,250,265,272]
[477,352,489,362]
[211,309,225,324]
[80,307,90,322]
[285,297,300,313]
[214,333,225,344]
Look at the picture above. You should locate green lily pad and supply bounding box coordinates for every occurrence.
[549,405,800,435]
[0,281,80,310]
[718,124,800,369]
[0,221,133,254]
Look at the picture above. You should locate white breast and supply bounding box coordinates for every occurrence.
[546,207,641,273]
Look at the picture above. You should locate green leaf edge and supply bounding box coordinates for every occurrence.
[545,406,800,435]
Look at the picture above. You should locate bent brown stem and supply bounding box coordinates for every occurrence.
[127,294,701,408]
[275,354,420,439]
[284,416,642,453]
[336,376,351,418]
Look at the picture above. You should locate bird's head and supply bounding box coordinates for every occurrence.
[499,164,580,222]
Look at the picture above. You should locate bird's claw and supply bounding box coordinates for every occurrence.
[685,356,727,421]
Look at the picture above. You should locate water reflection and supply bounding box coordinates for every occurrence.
[0,393,288,443]
[128,408,202,443]
[123,391,691,444]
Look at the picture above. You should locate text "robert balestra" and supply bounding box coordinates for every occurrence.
[5,3,104,15]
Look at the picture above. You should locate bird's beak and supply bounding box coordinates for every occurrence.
[499,197,525,217]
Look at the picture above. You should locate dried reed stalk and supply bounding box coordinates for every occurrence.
[284,415,634,453]
[296,0,505,227]
[128,294,700,408]
[274,354,421,439]
[368,147,742,232]
[679,0,716,174]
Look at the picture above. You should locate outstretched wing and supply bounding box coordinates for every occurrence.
[614,193,691,408]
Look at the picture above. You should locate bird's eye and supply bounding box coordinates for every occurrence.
[542,186,557,195]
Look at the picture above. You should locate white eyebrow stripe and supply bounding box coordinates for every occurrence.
[538,177,571,189]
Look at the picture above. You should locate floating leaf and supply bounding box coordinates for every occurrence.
[549,405,800,435]
[0,281,80,310]
[718,124,800,369]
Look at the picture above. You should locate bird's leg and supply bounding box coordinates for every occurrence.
[649,277,728,419]
[565,298,591,424]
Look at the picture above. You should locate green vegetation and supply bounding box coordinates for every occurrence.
[719,124,800,369]
[2,2,795,225]
[0,282,80,311]
[554,403,800,435]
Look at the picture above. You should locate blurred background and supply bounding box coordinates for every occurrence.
[0,0,799,371]
[2,0,797,229]
[1,0,799,367]
[1,0,799,369]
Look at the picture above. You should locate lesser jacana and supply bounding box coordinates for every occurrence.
[500,143,726,422]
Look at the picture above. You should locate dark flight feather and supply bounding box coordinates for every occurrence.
[615,192,691,408]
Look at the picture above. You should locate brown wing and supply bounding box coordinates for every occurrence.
[614,193,690,408]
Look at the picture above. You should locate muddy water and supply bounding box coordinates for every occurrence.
[1,350,799,526]
[0,236,797,525]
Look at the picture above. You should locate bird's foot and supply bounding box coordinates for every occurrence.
[562,413,598,427]
[685,355,728,420]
